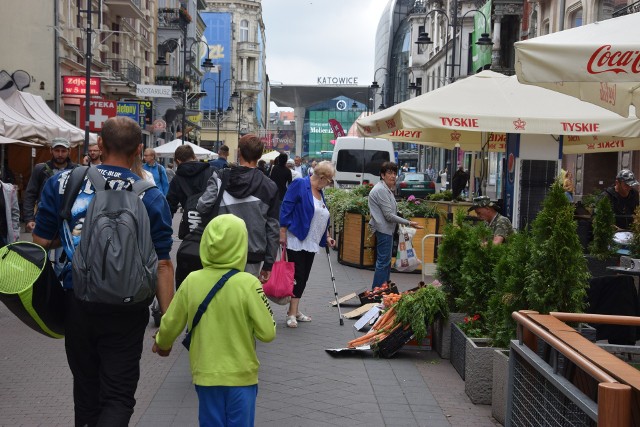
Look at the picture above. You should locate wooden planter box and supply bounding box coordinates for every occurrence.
[433,312,466,359]
[492,349,510,425]
[338,213,439,271]
[391,216,440,271]
[338,212,375,268]
[464,336,496,405]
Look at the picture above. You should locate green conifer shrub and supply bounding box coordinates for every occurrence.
[524,181,589,314]
[588,196,617,260]
[436,210,472,310]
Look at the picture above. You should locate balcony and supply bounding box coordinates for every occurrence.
[107,58,141,84]
[158,8,181,29]
[155,75,193,92]
[104,0,144,21]
[237,41,260,58]
[235,80,261,94]
[613,0,640,17]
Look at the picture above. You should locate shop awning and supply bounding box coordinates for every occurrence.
[4,91,96,145]
[0,97,52,143]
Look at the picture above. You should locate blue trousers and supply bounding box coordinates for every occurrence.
[372,231,393,289]
[195,384,258,427]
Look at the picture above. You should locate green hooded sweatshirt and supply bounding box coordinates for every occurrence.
[156,214,276,386]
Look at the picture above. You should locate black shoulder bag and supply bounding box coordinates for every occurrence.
[175,169,229,289]
[182,269,239,350]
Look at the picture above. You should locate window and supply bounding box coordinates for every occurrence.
[570,8,583,28]
[416,77,422,96]
[542,19,550,35]
[240,19,249,42]
[112,41,120,55]
[598,0,627,20]
[417,25,425,54]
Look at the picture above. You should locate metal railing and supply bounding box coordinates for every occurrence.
[106,58,141,84]
[509,311,633,426]
[613,1,640,17]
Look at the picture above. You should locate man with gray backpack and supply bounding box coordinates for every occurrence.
[32,117,174,427]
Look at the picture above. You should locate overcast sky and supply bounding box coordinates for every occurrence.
[262,0,389,90]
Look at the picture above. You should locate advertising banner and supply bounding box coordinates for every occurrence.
[201,12,233,113]
[79,98,117,132]
[471,0,492,73]
[63,76,101,96]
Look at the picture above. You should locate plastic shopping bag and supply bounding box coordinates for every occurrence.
[394,225,421,272]
[262,245,295,304]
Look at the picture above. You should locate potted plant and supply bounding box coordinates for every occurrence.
[586,195,618,277]
[524,181,590,315]
[325,185,374,268]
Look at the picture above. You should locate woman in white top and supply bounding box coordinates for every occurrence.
[279,161,336,328]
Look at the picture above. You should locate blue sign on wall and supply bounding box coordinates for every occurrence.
[201,12,232,115]
[117,101,139,123]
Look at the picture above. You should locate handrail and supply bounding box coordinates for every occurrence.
[421,233,442,283]
[512,311,618,384]
[550,312,640,326]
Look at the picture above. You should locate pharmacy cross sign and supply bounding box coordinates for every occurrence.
[80,98,117,132]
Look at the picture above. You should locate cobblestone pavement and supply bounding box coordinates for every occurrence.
[1,222,499,426]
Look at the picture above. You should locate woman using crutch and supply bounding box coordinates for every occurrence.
[279,161,336,328]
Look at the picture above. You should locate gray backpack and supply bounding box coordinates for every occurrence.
[67,166,158,306]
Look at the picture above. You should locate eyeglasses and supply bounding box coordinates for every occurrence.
[322,176,334,184]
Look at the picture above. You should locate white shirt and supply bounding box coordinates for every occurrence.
[286,197,330,253]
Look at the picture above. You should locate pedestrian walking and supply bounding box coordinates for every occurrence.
[32,117,175,426]
[197,134,280,281]
[23,137,77,233]
[279,161,336,328]
[0,179,20,245]
[209,145,230,170]
[143,148,169,195]
[153,214,276,427]
[269,153,292,200]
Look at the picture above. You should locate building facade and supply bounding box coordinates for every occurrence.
[372,0,638,199]
[198,0,268,160]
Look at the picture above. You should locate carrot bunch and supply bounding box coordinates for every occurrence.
[347,307,404,348]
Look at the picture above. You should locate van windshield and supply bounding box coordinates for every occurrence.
[336,150,391,175]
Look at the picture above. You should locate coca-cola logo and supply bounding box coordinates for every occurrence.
[587,45,640,75]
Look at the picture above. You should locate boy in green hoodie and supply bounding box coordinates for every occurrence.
[153,214,276,426]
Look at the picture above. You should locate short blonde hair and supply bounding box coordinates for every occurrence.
[314,160,335,180]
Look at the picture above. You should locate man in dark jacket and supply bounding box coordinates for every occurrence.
[269,152,292,200]
[451,163,470,199]
[602,169,640,229]
[166,144,214,239]
[23,137,77,232]
[197,134,280,282]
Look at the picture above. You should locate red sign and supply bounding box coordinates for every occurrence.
[328,119,345,138]
[63,76,101,96]
[587,45,640,76]
[79,98,117,132]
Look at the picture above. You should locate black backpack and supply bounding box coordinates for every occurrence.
[175,167,214,239]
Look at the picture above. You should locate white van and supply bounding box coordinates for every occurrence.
[331,137,395,189]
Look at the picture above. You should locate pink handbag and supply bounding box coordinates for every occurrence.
[262,245,295,299]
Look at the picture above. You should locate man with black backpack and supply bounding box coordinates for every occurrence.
[32,117,174,427]
[166,144,214,241]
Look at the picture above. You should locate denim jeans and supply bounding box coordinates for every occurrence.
[372,231,393,289]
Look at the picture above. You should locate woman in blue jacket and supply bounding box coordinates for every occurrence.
[279,161,336,328]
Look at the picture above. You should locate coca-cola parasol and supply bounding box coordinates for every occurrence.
[514,13,640,118]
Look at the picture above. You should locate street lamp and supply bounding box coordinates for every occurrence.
[201,74,234,148]
[370,67,390,113]
[230,90,254,140]
[415,7,492,82]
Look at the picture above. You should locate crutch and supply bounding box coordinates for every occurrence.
[325,246,344,326]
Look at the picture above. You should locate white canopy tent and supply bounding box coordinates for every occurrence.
[4,91,96,145]
[514,13,640,118]
[356,71,640,154]
[0,97,54,143]
[154,139,217,159]
[260,150,282,162]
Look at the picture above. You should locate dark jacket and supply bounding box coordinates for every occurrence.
[166,161,213,239]
[603,186,639,229]
[269,165,292,200]
[23,159,76,222]
[451,168,470,198]
[197,166,280,270]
